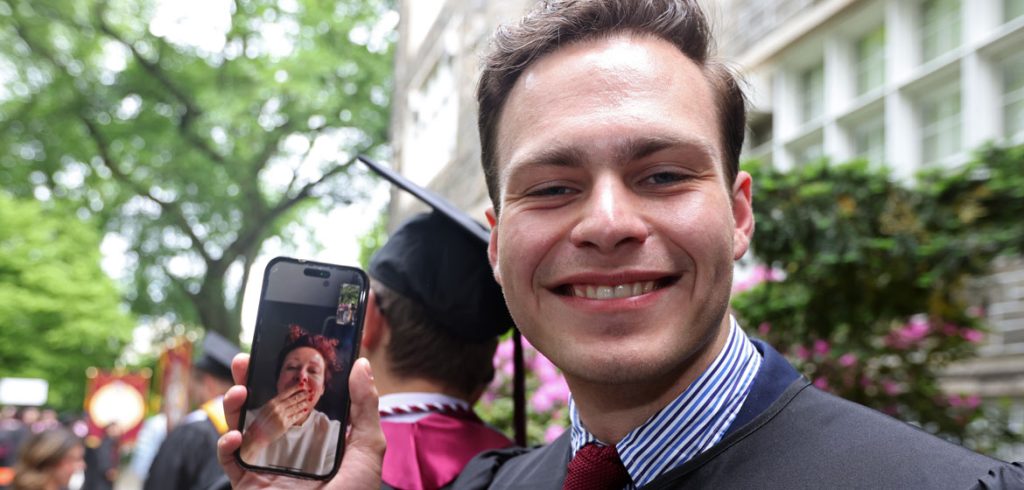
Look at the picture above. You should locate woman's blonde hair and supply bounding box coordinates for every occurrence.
[13,428,80,490]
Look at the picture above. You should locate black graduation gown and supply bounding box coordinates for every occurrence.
[144,415,224,490]
[453,340,1024,489]
[82,434,117,490]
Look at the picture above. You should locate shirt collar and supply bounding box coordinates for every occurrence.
[378,392,471,423]
[568,315,763,487]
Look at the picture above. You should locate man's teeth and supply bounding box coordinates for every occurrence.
[572,281,656,299]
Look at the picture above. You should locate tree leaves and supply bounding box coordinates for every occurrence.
[0,0,394,340]
[0,194,134,410]
[735,144,1024,449]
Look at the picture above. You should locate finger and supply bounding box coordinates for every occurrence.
[334,358,384,489]
[231,353,250,386]
[223,384,248,432]
[216,430,245,486]
[279,388,312,411]
[277,382,309,401]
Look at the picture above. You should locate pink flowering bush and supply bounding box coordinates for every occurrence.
[477,336,571,445]
[735,148,1024,452]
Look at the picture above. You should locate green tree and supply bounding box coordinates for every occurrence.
[0,194,135,411]
[734,144,1024,450]
[0,0,394,341]
[356,210,387,269]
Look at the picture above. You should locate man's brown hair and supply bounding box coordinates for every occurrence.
[477,0,747,213]
[372,280,498,399]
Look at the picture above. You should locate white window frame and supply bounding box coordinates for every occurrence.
[1004,55,1024,141]
[920,82,962,165]
[800,62,825,124]
[855,25,886,96]
[920,0,962,64]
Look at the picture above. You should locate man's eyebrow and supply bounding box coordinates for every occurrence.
[510,135,715,171]
[616,135,716,163]
[511,145,589,169]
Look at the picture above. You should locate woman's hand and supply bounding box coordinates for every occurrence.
[239,383,312,459]
[217,354,386,489]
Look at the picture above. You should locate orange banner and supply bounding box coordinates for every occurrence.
[157,337,193,431]
[84,369,150,446]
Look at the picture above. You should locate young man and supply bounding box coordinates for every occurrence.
[365,210,515,490]
[218,1,1022,488]
[454,0,1023,488]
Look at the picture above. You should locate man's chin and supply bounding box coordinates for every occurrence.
[563,353,667,387]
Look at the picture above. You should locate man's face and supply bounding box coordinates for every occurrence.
[487,34,754,388]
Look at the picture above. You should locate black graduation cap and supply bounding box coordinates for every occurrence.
[357,155,527,445]
[368,212,512,342]
[193,331,240,382]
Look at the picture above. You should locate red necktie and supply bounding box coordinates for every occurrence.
[563,443,631,490]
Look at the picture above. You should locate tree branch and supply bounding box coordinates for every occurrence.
[223,154,362,261]
[78,115,216,265]
[92,1,228,167]
[93,2,198,122]
[159,261,197,303]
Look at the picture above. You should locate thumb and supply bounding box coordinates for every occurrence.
[332,358,385,489]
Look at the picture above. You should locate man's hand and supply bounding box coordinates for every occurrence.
[217,354,385,489]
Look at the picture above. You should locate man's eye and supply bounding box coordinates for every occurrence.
[643,172,689,185]
[527,186,574,197]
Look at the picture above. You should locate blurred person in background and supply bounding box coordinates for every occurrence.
[145,333,239,490]
[81,424,119,490]
[32,413,58,435]
[12,428,84,490]
[0,406,23,488]
[126,413,164,483]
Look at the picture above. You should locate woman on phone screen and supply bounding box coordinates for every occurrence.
[241,325,343,475]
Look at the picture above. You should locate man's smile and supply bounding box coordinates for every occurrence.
[552,276,680,300]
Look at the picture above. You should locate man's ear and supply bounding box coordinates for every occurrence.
[485,207,502,285]
[361,289,386,352]
[731,170,755,261]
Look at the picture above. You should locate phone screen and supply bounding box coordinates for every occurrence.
[238,257,368,479]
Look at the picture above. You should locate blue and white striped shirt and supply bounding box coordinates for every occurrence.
[568,316,763,488]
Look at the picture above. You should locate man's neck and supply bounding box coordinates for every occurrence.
[373,369,471,402]
[566,318,732,445]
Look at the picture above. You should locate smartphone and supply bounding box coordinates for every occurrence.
[238,257,368,480]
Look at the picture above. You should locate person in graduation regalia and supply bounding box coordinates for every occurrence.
[145,332,239,490]
[364,209,516,490]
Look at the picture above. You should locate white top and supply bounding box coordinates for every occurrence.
[242,407,342,476]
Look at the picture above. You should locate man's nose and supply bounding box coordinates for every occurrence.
[569,176,648,252]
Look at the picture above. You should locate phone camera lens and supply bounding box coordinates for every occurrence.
[323,280,330,287]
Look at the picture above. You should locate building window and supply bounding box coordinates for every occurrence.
[856,26,886,96]
[920,0,961,64]
[1005,58,1024,141]
[1007,0,1024,22]
[800,62,825,124]
[789,137,824,166]
[853,115,886,166]
[920,83,961,164]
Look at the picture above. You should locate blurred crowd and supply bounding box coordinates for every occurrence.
[0,406,121,490]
